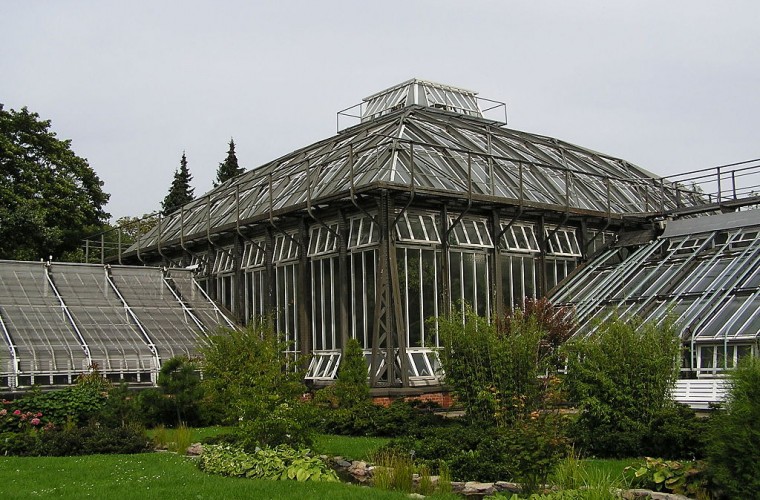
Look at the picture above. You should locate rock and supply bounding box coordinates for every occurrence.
[450,481,465,493]
[348,460,373,482]
[462,481,495,496]
[333,457,352,469]
[185,443,203,456]
[494,481,522,493]
[408,494,425,499]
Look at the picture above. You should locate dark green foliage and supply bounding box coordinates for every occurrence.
[97,383,142,428]
[383,415,569,487]
[0,104,110,260]
[134,387,175,427]
[213,138,244,187]
[200,323,315,449]
[0,431,40,456]
[707,357,760,498]
[37,422,150,456]
[438,306,565,426]
[645,403,707,460]
[161,152,195,215]
[157,356,205,426]
[563,315,681,458]
[333,338,370,408]
[317,399,446,438]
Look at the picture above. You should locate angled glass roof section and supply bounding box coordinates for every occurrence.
[551,211,760,344]
[126,81,707,254]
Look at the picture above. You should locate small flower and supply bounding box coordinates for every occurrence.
[0,409,6,416]
[35,412,42,417]
[13,409,21,416]
[31,418,41,426]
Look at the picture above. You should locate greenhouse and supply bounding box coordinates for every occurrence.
[3,79,758,396]
[0,261,234,390]
[114,79,712,388]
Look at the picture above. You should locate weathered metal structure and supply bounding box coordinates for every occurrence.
[0,261,234,390]
[115,79,710,390]
[5,79,757,400]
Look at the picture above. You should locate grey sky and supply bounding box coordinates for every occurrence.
[2,1,758,220]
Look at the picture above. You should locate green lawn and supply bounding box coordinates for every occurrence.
[0,453,409,500]
[312,434,391,460]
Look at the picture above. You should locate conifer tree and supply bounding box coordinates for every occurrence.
[214,138,244,187]
[161,152,195,215]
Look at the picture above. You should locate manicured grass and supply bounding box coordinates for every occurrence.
[312,434,391,461]
[0,453,410,500]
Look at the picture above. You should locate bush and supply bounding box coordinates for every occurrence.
[438,304,568,427]
[644,403,708,460]
[707,357,760,498]
[563,315,681,458]
[332,338,370,408]
[317,399,446,437]
[36,422,150,456]
[200,323,315,448]
[9,384,108,426]
[157,356,206,427]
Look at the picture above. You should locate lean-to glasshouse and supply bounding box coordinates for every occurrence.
[2,79,758,403]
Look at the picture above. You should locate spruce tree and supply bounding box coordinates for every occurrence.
[161,152,195,215]
[214,138,244,187]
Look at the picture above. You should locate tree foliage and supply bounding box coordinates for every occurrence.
[563,315,681,457]
[214,138,243,187]
[161,152,194,215]
[0,104,110,260]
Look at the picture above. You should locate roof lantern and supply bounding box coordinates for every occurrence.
[361,79,483,121]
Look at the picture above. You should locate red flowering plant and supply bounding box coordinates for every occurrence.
[1,399,50,433]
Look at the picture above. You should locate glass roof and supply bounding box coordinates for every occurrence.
[126,81,704,255]
[0,260,235,388]
[551,211,760,344]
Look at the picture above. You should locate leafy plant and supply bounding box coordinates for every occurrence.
[707,356,760,498]
[157,355,205,426]
[199,323,315,449]
[438,304,567,427]
[332,338,370,408]
[563,315,681,458]
[198,444,339,482]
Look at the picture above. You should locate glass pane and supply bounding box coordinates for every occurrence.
[474,253,488,317]
[408,249,422,348]
[700,346,714,369]
[422,250,437,346]
[450,252,463,313]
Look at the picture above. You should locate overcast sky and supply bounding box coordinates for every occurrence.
[2,1,758,221]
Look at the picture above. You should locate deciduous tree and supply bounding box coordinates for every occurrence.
[0,104,110,260]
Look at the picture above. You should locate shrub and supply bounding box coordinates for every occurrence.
[200,323,315,448]
[36,421,150,456]
[198,444,339,482]
[644,403,707,460]
[706,357,760,498]
[563,315,681,458]
[438,304,568,427]
[158,356,206,427]
[9,384,108,426]
[332,338,370,408]
[626,457,709,499]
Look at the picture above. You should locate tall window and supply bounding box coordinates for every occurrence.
[213,247,235,312]
[397,247,441,347]
[273,234,299,355]
[499,222,540,309]
[309,224,341,352]
[242,240,265,323]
